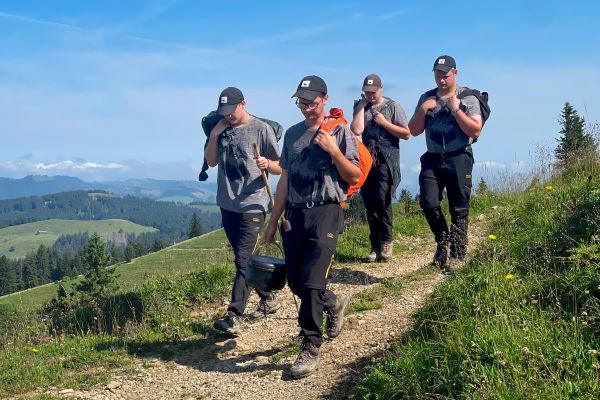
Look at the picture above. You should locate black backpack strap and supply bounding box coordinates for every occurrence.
[424,88,437,98]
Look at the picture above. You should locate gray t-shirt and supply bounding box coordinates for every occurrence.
[280,122,359,204]
[362,98,408,139]
[415,85,481,153]
[216,117,280,213]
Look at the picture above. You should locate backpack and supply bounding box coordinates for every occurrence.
[320,108,373,207]
[198,111,283,181]
[424,87,491,125]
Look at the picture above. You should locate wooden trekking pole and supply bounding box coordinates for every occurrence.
[254,144,298,314]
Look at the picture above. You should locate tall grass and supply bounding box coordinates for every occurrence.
[355,159,600,399]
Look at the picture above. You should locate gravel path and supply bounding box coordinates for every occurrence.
[45,226,486,400]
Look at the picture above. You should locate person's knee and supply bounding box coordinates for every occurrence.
[450,207,469,219]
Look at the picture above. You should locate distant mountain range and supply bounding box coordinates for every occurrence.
[0,175,218,203]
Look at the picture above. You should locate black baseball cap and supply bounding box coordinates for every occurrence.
[217,87,244,116]
[362,74,383,92]
[433,55,457,72]
[291,75,327,100]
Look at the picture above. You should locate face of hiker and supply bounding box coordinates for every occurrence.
[297,94,327,121]
[363,87,383,105]
[224,102,245,126]
[434,69,457,91]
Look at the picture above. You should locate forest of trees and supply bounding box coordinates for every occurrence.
[0,190,221,234]
[0,191,224,296]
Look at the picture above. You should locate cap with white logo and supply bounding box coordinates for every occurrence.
[217,87,244,116]
[292,75,327,100]
[433,55,457,72]
[362,74,382,92]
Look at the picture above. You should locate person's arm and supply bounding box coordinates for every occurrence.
[447,96,483,139]
[263,170,288,243]
[373,112,410,140]
[204,119,230,167]
[350,98,369,136]
[256,157,282,175]
[408,97,437,137]
[314,128,360,185]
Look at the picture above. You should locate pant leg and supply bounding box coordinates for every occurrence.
[221,209,268,316]
[444,152,474,258]
[360,163,393,249]
[419,153,449,243]
[282,203,342,347]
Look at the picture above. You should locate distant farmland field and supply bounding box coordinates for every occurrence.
[0,219,157,258]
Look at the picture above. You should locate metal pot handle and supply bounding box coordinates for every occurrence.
[252,240,284,257]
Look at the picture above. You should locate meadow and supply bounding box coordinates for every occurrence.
[0,218,157,259]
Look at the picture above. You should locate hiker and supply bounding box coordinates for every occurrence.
[408,55,483,272]
[205,87,283,334]
[350,74,410,262]
[263,75,360,379]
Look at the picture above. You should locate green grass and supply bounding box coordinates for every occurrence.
[354,160,600,399]
[0,262,235,398]
[348,267,439,314]
[0,228,230,310]
[189,204,221,213]
[0,219,157,259]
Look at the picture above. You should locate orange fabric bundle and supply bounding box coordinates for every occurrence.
[321,108,373,207]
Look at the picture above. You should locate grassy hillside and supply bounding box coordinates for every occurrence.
[0,228,229,310]
[354,160,600,399]
[0,219,157,259]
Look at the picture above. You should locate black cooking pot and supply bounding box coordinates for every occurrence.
[246,251,286,292]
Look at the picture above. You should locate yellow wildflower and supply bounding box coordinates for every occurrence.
[545,185,553,191]
[93,316,98,320]
[585,290,590,295]
[488,234,497,240]
[32,348,39,353]
[505,274,514,281]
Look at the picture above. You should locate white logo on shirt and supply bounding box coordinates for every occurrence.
[367,79,374,85]
[220,96,228,104]
[301,80,311,88]
[438,59,446,64]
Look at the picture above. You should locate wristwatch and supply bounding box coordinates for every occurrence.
[450,107,460,117]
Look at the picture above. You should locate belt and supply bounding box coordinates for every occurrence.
[288,200,338,209]
[427,147,471,159]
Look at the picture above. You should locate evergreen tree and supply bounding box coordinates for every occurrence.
[189,212,203,238]
[554,102,597,166]
[399,189,413,214]
[74,233,117,300]
[0,256,17,295]
[477,177,490,196]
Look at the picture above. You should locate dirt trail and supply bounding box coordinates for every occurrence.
[49,226,486,400]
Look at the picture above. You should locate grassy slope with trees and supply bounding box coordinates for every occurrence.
[0,219,157,259]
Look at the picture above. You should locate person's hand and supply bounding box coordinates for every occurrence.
[356,98,369,109]
[256,155,270,171]
[262,221,278,243]
[211,119,231,137]
[313,127,338,154]
[446,95,460,112]
[373,111,387,126]
[421,97,438,112]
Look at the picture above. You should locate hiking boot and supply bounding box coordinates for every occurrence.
[433,241,448,268]
[249,294,281,319]
[365,249,378,263]
[213,311,241,335]
[440,265,455,276]
[326,293,351,338]
[379,241,393,262]
[289,341,321,379]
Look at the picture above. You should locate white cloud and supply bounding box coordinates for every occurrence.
[475,161,507,170]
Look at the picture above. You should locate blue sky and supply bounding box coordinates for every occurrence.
[1,0,599,192]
